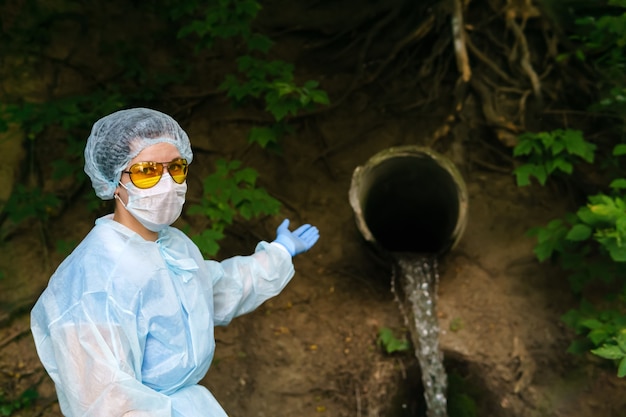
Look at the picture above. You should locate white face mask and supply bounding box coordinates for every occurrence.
[116,173,187,232]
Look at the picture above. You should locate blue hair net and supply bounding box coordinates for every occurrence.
[84,108,193,200]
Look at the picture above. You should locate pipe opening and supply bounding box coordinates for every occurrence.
[349,146,467,256]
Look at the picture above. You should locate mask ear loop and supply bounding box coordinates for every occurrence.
[114,182,128,208]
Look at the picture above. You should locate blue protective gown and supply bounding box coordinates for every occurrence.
[31,215,295,416]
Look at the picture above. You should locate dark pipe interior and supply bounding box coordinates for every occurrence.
[363,156,460,254]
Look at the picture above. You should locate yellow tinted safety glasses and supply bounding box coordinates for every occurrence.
[123,158,188,189]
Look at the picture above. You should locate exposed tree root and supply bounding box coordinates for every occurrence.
[363,15,435,84]
[452,0,472,82]
[506,16,542,103]
[255,0,593,156]
[0,325,30,349]
[470,76,520,146]
[466,36,518,86]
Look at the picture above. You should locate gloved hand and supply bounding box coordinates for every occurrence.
[273,219,320,256]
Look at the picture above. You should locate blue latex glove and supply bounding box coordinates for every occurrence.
[273,219,320,256]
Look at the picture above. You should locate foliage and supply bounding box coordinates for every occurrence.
[569,0,626,77]
[449,317,464,332]
[223,57,330,120]
[519,140,626,375]
[3,185,61,225]
[173,0,329,148]
[0,94,125,140]
[377,327,411,354]
[514,0,626,377]
[562,300,626,377]
[0,95,123,232]
[513,129,596,186]
[0,388,37,416]
[514,1,626,377]
[1,94,124,232]
[187,159,280,256]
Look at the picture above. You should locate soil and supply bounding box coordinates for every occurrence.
[2,1,626,417]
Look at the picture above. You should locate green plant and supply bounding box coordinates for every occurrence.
[562,300,626,377]
[513,129,596,186]
[512,0,626,368]
[0,388,38,416]
[187,159,280,256]
[377,327,411,354]
[591,331,626,377]
[173,0,329,147]
[569,0,626,76]
[220,57,329,147]
[516,134,626,375]
[449,317,464,332]
[520,141,626,376]
[528,143,626,283]
[1,95,126,233]
[3,185,61,225]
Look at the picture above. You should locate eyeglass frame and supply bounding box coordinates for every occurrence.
[121,157,189,189]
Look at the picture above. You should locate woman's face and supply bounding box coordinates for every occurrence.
[115,142,182,206]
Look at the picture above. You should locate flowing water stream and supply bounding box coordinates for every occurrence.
[391,253,447,417]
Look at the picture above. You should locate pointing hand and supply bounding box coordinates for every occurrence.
[273,219,320,256]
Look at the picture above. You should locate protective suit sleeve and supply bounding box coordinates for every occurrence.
[209,241,295,325]
[33,293,172,417]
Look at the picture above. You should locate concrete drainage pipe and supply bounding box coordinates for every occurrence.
[349,146,468,256]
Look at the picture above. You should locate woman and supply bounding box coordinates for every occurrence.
[30,108,319,416]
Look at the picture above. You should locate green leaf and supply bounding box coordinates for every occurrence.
[513,165,532,186]
[234,167,258,185]
[588,329,611,345]
[303,80,319,89]
[265,97,298,121]
[562,129,596,162]
[580,318,603,330]
[614,144,626,156]
[513,135,538,156]
[191,229,225,257]
[577,205,604,226]
[610,178,626,190]
[538,131,555,149]
[592,344,625,360]
[617,331,626,352]
[309,89,330,105]
[377,327,410,354]
[566,338,593,355]
[513,163,548,186]
[608,244,626,262]
[566,224,592,241]
[618,357,626,377]
[551,157,574,175]
[534,165,548,185]
[248,126,278,148]
[533,243,553,262]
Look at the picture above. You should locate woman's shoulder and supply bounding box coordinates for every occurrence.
[51,220,159,286]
